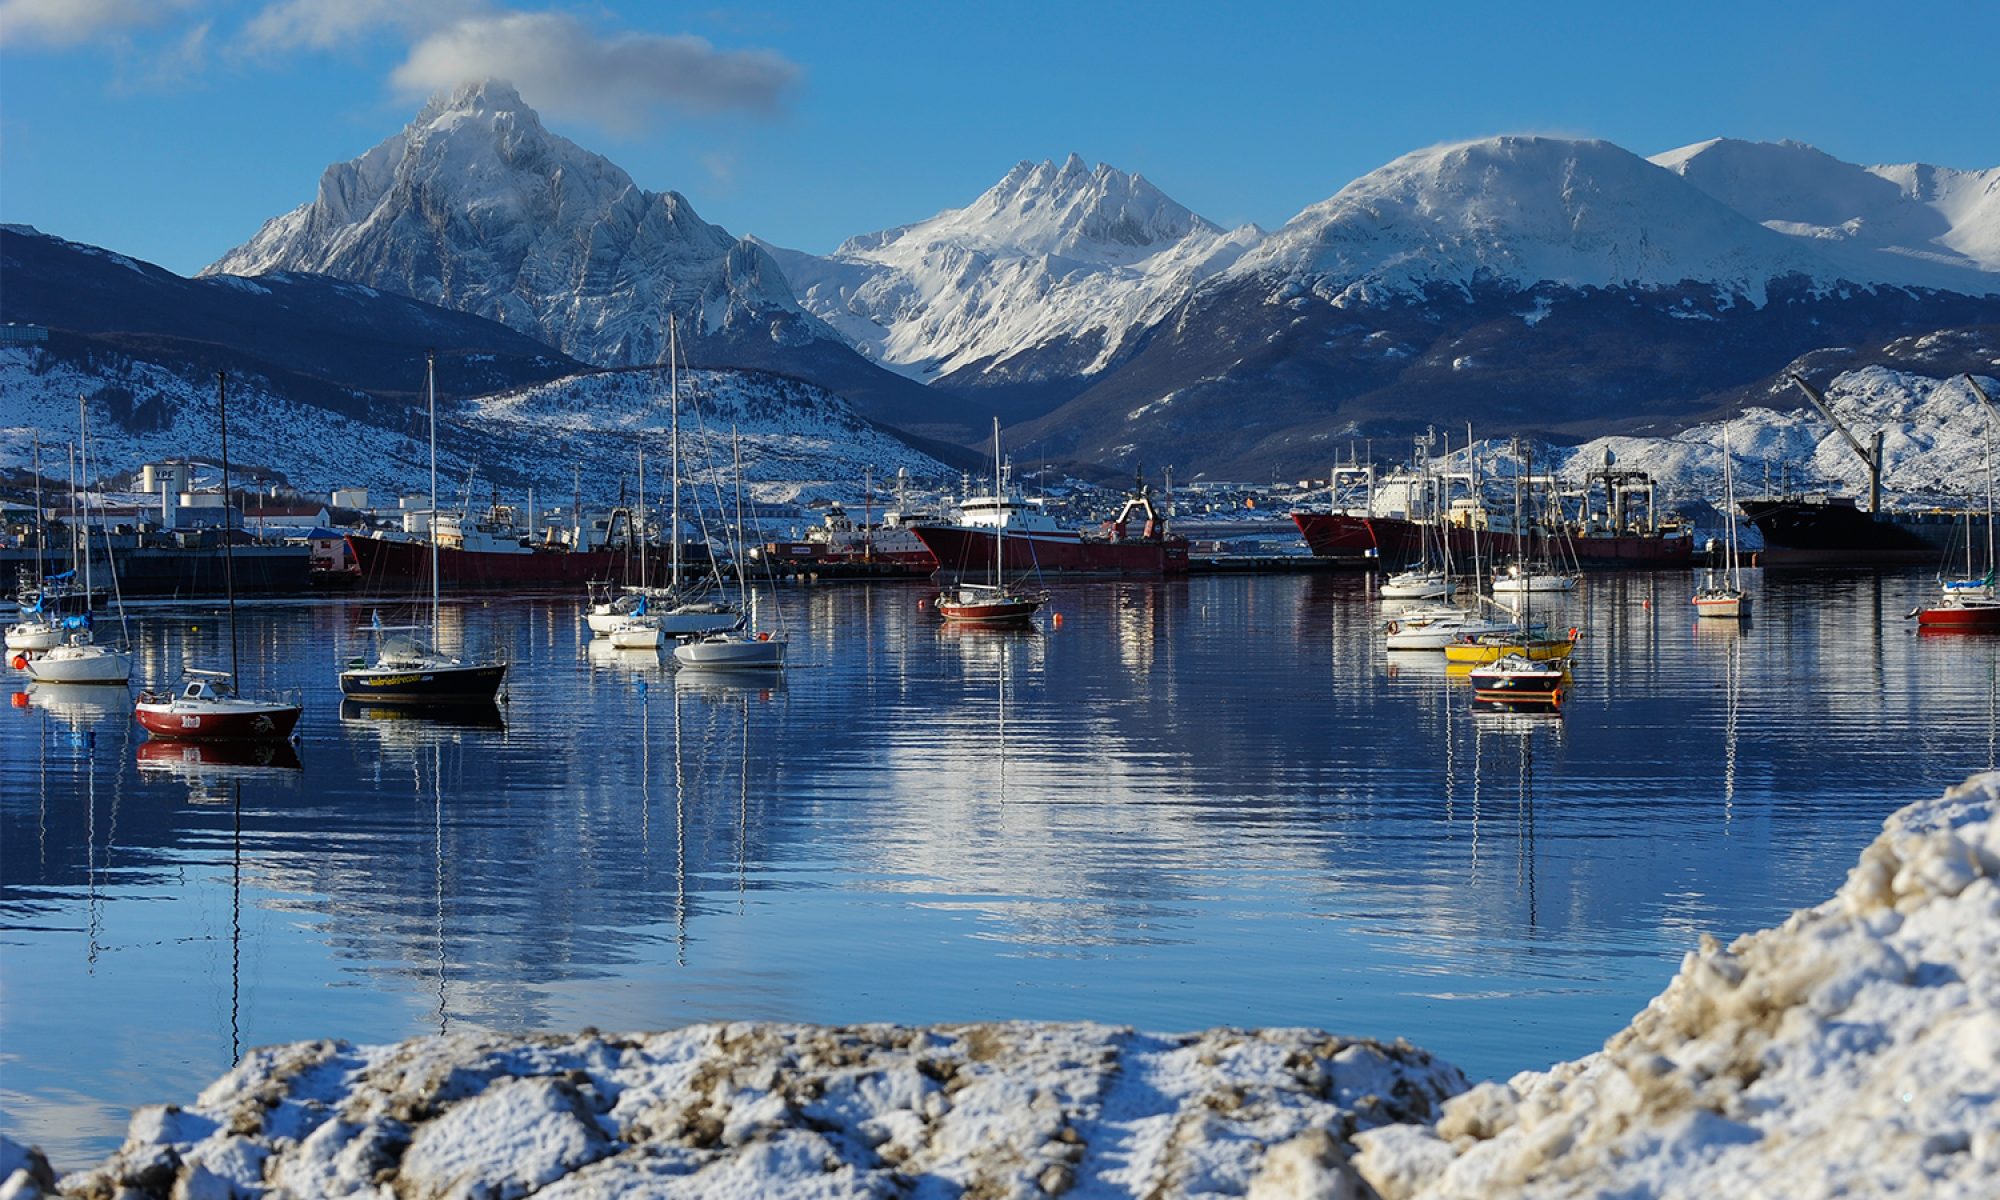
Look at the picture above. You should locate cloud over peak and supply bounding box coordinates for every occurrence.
[389,12,799,132]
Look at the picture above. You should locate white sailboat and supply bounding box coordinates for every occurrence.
[7,432,65,654]
[676,429,786,670]
[1490,440,1579,594]
[591,316,742,641]
[28,397,134,684]
[1693,421,1751,620]
[339,355,509,705]
[1379,431,1457,600]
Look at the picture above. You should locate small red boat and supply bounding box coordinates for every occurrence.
[136,670,302,741]
[1915,597,2000,631]
[934,582,1047,626]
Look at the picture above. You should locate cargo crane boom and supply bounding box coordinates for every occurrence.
[1788,373,1883,514]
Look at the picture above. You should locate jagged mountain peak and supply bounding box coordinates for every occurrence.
[203,81,837,370]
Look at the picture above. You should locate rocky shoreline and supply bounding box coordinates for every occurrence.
[9,771,1997,1199]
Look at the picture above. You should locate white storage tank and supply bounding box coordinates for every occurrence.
[332,487,368,510]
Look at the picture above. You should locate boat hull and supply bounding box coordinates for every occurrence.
[1443,638,1575,665]
[1291,512,1692,567]
[5,623,64,652]
[1692,592,1751,619]
[1738,499,1963,567]
[346,535,707,591]
[338,662,507,704]
[135,701,302,741]
[911,525,1188,576]
[1468,666,1569,706]
[25,645,132,683]
[1915,603,2000,630]
[673,636,786,668]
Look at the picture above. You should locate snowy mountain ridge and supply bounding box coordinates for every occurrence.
[1653,137,2000,280]
[1222,135,1997,308]
[205,80,833,370]
[761,155,1262,384]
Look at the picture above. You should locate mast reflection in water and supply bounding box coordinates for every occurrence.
[2,573,1996,1166]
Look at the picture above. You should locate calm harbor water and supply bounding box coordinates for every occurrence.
[3,569,1996,1165]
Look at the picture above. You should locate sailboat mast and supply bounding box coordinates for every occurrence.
[76,395,91,610]
[31,430,43,581]
[670,316,682,592]
[218,371,240,689]
[992,417,1004,585]
[1722,422,1741,591]
[427,353,441,644]
[638,446,647,591]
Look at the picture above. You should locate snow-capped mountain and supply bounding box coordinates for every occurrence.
[207,81,838,370]
[992,136,2000,478]
[1226,135,1995,303]
[1653,138,2000,285]
[760,155,1260,389]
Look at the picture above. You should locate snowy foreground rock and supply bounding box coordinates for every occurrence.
[16,773,1999,1199]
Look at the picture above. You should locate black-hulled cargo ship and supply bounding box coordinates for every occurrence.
[1738,494,1965,567]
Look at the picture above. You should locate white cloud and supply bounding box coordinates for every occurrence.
[237,0,482,54]
[0,0,197,46]
[389,12,799,131]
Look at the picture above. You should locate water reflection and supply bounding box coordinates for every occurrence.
[7,571,2000,1168]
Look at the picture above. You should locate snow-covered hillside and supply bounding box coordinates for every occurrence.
[1557,365,2000,512]
[0,348,953,506]
[762,155,1260,383]
[204,81,834,369]
[1654,138,2000,285]
[1225,136,1917,306]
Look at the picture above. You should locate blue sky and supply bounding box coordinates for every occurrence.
[2,1,1995,277]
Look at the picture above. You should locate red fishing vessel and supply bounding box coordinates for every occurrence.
[1292,461,1690,567]
[345,522,701,590]
[913,487,1188,576]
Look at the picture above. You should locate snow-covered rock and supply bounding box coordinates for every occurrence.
[43,773,2000,1198]
[56,1025,1464,1199]
[204,80,835,369]
[1654,137,2000,285]
[762,155,1261,383]
[1352,770,2000,1200]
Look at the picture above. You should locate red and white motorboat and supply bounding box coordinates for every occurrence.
[136,669,302,741]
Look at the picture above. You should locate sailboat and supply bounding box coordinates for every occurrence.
[1693,422,1752,620]
[340,355,509,704]
[136,372,303,741]
[6,432,68,655]
[934,419,1048,626]
[27,396,135,683]
[1466,455,1573,708]
[1379,431,1457,600]
[1490,441,1579,594]
[676,429,787,669]
[589,316,742,642]
[1917,374,2000,631]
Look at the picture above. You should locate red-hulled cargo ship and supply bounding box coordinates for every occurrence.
[912,490,1188,576]
[1290,511,1692,566]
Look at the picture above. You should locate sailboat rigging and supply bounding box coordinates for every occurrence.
[589,315,742,643]
[1915,373,2000,630]
[340,354,510,704]
[675,427,787,669]
[135,373,303,741]
[1693,421,1752,620]
[27,396,135,683]
[933,419,1048,626]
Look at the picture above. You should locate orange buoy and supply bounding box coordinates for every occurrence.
[1052,612,1064,629]
[8,654,25,671]
[757,631,771,642]
[10,691,26,708]
[917,597,928,609]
